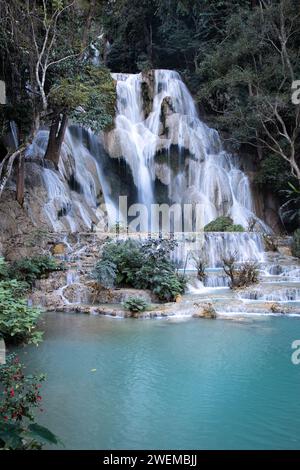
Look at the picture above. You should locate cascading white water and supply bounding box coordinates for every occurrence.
[111,73,156,205]
[111,69,265,230]
[26,127,117,232]
[172,232,265,269]
[239,288,300,302]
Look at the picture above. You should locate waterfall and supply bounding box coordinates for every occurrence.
[110,69,265,230]
[26,68,268,241]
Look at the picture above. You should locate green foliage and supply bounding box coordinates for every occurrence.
[93,238,186,302]
[8,255,63,287]
[140,265,186,302]
[0,280,42,345]
[226,224,244,232]
[291,229,300,259]
[280,183,300,228]
[0,257,8,281]
[123,297,149,313]
[255,155,294,194]
[204,216,244,232]
[97,239,144,286]
[49,65,116,133]
[196,1,300,180]
[0,354,59,450]
[92,259,117,289]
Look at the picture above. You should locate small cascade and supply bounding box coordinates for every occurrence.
[262,264,300,282]
[239,287,300,302]
[204,273,229,288]
[173,232,265,269]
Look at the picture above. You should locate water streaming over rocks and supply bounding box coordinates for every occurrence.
[108,70,267,230]
[19,69,300,318]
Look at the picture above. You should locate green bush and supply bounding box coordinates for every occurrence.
[92,239,186,302]
[255,154,293,193]
[123,297,149,313]
[91,259,117,289]
[8,256,63,287]
[0,280,42,345]
[135,258,187,302]
[101,239,144,286]
[204,216,244,232]
[227,224,245,232]
[0,258,8,281]
[291,229,300,258]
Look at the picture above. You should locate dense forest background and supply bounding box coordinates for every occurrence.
[0,0,300,230]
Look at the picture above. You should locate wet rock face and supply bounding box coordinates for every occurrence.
[160,96,174,136]
[62,283,91,304]
[141,69,155,118]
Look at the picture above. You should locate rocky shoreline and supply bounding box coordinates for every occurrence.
[1,230,299,321]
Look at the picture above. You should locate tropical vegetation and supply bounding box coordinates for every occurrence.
[92,238,186,302]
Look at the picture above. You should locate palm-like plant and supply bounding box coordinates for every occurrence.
[279,183,300,227]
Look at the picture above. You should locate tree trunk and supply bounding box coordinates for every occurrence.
[45,114,68,167]
[16,153,25,206]
[82,0,96,50]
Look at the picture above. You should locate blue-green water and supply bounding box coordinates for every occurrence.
[14,312,300,449]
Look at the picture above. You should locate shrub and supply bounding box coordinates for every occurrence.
[0,280,42,345]
[91,259,117,289]
[279,183,300,231]
[135,258,187,301]
[0,354,59,450]
[292,229,300,258]
[8,256,63,287]
[204,216,244,232]
[123,297,149,313]
[0,258,8,281]
[100,239,144,286]
[191,252,207,281]
[222,254,259,289]
[152,272,186,302]
[92,238,186,302]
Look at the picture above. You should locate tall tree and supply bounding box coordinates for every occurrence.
[0,0,116,199]
[197,0,300,182]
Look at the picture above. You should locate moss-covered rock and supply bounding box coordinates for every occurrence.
[204,216,244,232]
[227,224,245,232]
